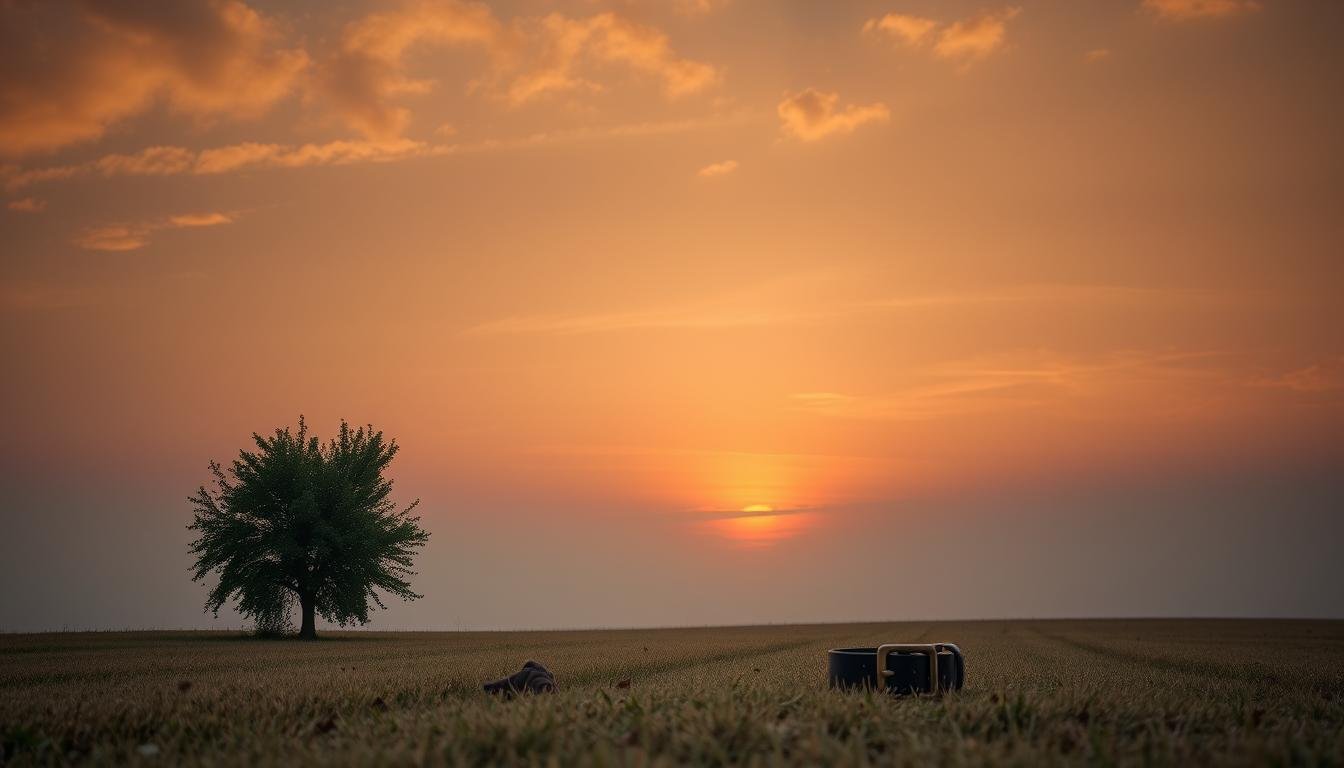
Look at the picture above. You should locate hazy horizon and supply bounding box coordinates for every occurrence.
[2,0,1342,633]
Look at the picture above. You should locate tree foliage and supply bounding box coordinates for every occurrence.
[188,417,429,638]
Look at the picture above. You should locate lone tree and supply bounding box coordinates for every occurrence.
[188,417,429,639]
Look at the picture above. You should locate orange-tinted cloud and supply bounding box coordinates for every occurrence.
[0,0,308,157]
[1143,0,1262,22]
[466,282,1184,336]
[73,225,154,253]
[73,210,235,252]
[502,12,719,105]
[194,139,431,173]
[1252,358,1344,394]
[865,7,1020,67]
[4,139,431,189]
[168,212,233,228]
[1085,48,1113,62]
[7,197,46,213]
[324,0,507,139]
[934,7,1022,66]
[790,349,1235,422]
[675,0,729,15]
[697,159,738,177]
[324,2,717,138]
[862,13,938,47]
[777,89,889,142]
[4,111,745,191]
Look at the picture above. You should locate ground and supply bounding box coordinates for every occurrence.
[1,620,1341,765]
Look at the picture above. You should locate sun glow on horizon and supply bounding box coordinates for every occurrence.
[700,504,814,548]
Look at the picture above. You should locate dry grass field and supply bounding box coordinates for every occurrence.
[2,620,1341,766]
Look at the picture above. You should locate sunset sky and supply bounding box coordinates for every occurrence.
[2,0,1342,631]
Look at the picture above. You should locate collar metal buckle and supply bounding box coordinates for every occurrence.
[875,643,960,693]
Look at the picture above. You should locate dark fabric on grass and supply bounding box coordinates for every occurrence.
[483,660,557,697]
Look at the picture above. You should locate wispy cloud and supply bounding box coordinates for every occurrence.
[4,138,433,190]
[791,349,1235,422]
[697,159,738,177]
[7,196,45,213]
[463,283,1214,336]
[692,506,816,521]
[167,212,234,228]
[73,211,236,252]
[1142,0,1262,22]
[1085,48,1113,62]
[674,0,730,16]
[0,281,93,311]
[73,225,153,253]
[777,88,889,142]
[193,139,432,174]
[5,114,745,191]
[1250,358,1344,394]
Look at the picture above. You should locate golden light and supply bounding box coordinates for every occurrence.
[707,504,813,548]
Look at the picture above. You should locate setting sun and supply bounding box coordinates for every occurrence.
[706,504,816,548]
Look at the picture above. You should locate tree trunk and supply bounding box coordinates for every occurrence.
[299,594,317,640]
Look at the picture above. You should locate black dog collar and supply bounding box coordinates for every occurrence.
[828,643,965,694]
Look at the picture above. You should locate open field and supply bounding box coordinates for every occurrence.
[2,620,1342,766]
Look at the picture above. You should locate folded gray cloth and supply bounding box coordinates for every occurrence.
[483,660,557,697]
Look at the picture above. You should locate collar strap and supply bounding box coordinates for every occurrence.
[828,643,965,694]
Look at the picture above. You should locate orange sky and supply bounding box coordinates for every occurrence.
[1,0,1342,630]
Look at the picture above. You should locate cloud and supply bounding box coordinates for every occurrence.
[502,12,719,105]
[1251,359,1344,394]
[324,2,718,137]
[4,138,432,189]
[0,281,93,312]
[73,225,153,252]
[777,88,889,142]
[73,210,236,252]
[3,113,747,191]
[864,7,1020,68]
[790,350,1234,422]
[0,0,309,157]
[1085,48,1113,62]
[464,283,1191,336]
[168,212,233,228]
[194,138,431,173]
[863,13,938,47]
[324,0,508,139]
[595,0,730,16]
[697,159,737,177]
[1142,0,1262,22]
[2,1,720,153]
[933,7,1022,65]
[7,197,45,213]
[675,0,729,15]
[694,506,815,521]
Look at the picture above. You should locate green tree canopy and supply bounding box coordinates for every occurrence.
[188,417,429,639]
